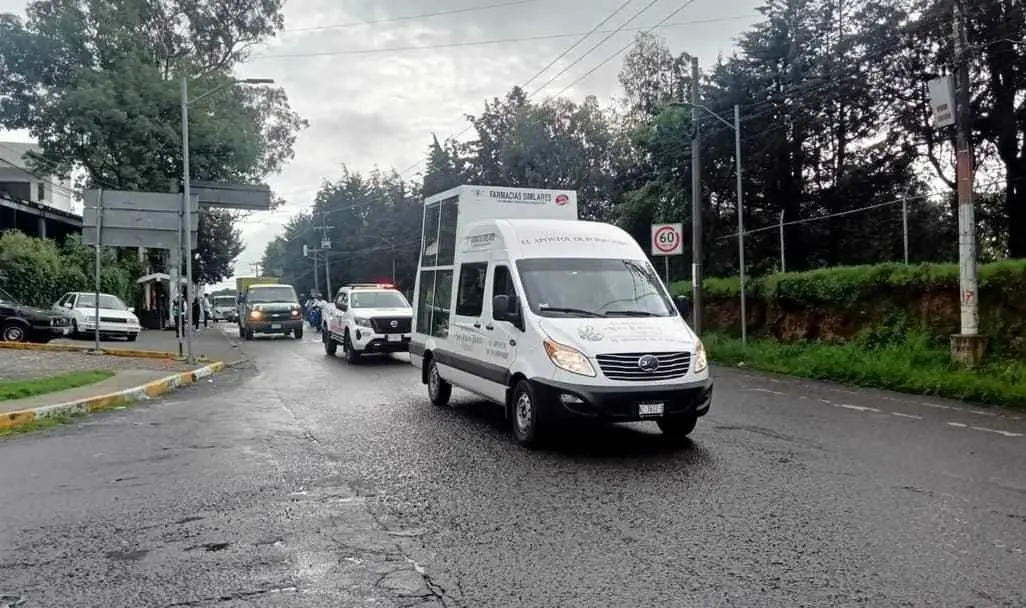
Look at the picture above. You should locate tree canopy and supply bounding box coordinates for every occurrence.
[0,0,306,283]
[264,0,1023,288]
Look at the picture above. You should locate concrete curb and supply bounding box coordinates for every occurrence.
[0,361,226,432]
[0,341,211,362]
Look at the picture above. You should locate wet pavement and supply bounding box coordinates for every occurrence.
[1,326,1024,606]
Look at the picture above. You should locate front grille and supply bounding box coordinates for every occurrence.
[596,351,691,382]
[371,317,412,334]
[100,317,128,323]
[265,312,294,321]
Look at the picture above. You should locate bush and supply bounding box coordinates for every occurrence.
[703,331,1026,408]
[0,230,142,308]
[670,260,1026,356]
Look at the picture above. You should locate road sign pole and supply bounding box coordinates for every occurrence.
[664,256,670,286]
[181,76,195,363]
[93,189,103,353]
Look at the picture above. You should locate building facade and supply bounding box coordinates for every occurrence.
[0,141,81,239]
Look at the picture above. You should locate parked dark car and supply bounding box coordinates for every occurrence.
[0,287,73,343]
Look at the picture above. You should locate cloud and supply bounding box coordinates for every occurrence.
[2,0,764,290]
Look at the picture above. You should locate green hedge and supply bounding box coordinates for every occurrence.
[669,260,1026,355]
[0,230,142,308]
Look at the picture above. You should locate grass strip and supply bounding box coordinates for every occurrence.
[703,332,1026,409]
[0,370,116,402]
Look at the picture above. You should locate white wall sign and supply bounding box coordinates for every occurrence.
[650,223,683,256]
[927,76,956,129]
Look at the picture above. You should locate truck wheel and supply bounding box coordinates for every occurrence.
[657,414,698,443]
[343,330,360,363]
[294,326,304,340]
[427,358,451,406]
[511,379,545,448]
[243,327,254,341]
[324,333,338,356]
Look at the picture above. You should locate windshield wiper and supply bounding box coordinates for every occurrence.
[604,310,659,317]
[538,306,603,317]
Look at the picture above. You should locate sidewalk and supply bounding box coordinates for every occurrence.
[49,322,246,365]
[1,325,243,431]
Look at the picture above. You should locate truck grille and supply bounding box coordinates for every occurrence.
[595,351,691,382]
[100,317,128,323]
[371,317,412,334]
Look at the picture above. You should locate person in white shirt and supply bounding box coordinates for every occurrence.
[316,295,332,333]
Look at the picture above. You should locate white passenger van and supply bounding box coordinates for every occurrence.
[410,185,712,447]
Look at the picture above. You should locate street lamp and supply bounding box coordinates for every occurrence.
[671,101,747,350]
[180,76,273,361]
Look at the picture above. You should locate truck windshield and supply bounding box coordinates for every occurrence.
[350,291,409,309]
[213,297,235,307]
[516,258,675,318]
[247,286,297,303]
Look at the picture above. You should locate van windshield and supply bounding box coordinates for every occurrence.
[516,258,675,318]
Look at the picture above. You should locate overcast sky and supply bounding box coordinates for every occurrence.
[0,0,761,289]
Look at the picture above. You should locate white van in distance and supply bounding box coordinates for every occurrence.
[410,185,712,448]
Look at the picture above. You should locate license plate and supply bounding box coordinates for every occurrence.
[270,324,281,329]
[638,401,664,417]
[387,334,401,342]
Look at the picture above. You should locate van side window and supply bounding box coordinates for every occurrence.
[416,269,453,338]
[455,262,487,317]
[493,265,516,299]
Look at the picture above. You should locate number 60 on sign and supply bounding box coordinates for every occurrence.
[650,223,683,256]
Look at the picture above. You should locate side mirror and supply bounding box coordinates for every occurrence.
[128,306,135,313]
[493,294,521,321]
[335,299,347,311]
[63,302,72,308]
[492,294,509,320]
[674,295,690,319]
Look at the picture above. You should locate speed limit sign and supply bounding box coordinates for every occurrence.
[650,223,683,256]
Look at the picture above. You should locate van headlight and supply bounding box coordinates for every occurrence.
[543,338,596,377]
[693,340,708,373]
[354,317,372,328]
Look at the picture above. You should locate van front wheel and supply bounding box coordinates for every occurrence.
[657,414,698,442]
[511,380,544,448]
[427,358,451,406]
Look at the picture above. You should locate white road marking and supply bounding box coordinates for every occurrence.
[892,412,923,420]
[921,402,954,410]
[947,422,1022,437]
[967,409,998,417]
[748,388,786,396]
[970,426,1023,438]
[836,403,881,413]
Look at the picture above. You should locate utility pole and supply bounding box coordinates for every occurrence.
[689,55,703,335]
[249,262,261,275]
[315,210,334,298]
[950,0,984,365]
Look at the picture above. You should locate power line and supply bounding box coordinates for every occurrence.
[251,15,759,61]
[548,0,701,100]
[712,176,1016,242]
[529,0,663,98]
[398,2,729,179]
[521,0,638,90]
[282,0,539,34]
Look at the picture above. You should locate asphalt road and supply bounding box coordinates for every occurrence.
[1,326,1024,607]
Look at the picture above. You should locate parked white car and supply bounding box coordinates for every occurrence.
[54,291,142,341]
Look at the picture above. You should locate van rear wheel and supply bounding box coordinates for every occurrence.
[427,358,451,406]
